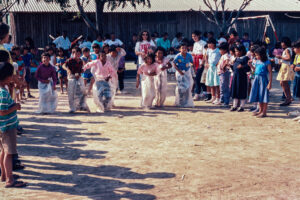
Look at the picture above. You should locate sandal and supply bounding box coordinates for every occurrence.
[5,180,27,188]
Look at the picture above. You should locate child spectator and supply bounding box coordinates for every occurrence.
[0,62,26,188]
[230,45,250,112]
[136,53,159,109]
[205,38,221,104]
[173,43,194,107]
[35,53,58,114]
[63,47,89,113]
[290,41,300,121]
[22,46,34,98]
[241,33,251,51]
[249,47,272,118]
[276,37,294,106]
[91,35,104,52]
[81,47,94,95]
[12,46,25,100]
[91,43,100,60]
[192,31,207,100]
[217,42,231,107]
[166,48,177,74]
[84,51,117,112]
[56,48,68,94]
[154,47,172,107]
[107,45,126,96]
[272,42,283,72]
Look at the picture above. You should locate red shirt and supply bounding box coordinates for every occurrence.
[65,58,83,75]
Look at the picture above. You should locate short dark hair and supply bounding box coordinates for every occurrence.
[219,42,229,51]
[41,52,51,58]
[92,43,100,49]
[192,30,201,37]
[155,46,167,57]
[179,42,188,48]
[292,40,300,48]
[281,37,292,47]
[11,45,20,51]
[72,47,81,53]
[109,45,117,53]
[0,50,10,62]
[82,47,90,53]
[235,44,247,56]
[243,32,249,37]
[144,53,155,64]
[207,38,217,45]
[0,62,14,81]
[0,23,9,41]
[250,44,260,53]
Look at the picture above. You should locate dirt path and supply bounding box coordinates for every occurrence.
[1,74,300,200]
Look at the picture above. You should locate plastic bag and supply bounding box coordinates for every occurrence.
[37,81,58,113]
[68,77,89,112]
[175,69,194,107]
[154,70,168,107]
[93,80,112,112]
[141,75,156,108]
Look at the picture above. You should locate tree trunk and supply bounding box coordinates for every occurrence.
[95,0,105,35]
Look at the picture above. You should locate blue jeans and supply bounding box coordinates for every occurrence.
[195,67,206,94]
[219,71,231,105]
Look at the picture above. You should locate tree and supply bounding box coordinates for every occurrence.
[199,0,253,33]
[0,0,18,21]
[22,0,151,35]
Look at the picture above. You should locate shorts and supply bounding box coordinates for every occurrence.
[58,69,67,78]
[0,128,17,154]
[82,72,93,80]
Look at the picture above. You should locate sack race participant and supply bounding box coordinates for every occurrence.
[174,43,194,107]
[154,47,172,107]
[35,53,58,114]
[84,51,117,112]
[136,54,160,109]
[63,47,89,113]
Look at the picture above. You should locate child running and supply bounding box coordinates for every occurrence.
[136,53,160,109]
[56,48,68,94]
[35,53,58,114]
[154,47,172,107]
[174,43,194,107]
[84,51,117,112]
[63,47,89,113]
[249,47,272,118]
[231,45,251,112]
[81,47,94,95]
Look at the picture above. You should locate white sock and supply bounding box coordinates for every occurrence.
[233,99,238,108]
[240,99,246,108]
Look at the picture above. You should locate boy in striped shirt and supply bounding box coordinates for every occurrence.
[0,62,26,188]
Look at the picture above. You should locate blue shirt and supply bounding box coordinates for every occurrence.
[90,53,98,61]
[174,53,193,71]
[207,48,221,66]
[22,53,32,67]
[255,60,271,76]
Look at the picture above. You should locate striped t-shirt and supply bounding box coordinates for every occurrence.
[0,87,18,133]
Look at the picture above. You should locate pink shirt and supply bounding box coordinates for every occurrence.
[84,60,117,81]
[217,54,230,74]
[137,63,160,76]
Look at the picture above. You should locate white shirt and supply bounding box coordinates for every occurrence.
[79,41,92,49]
[53,36,71,50]
[105,39,123,46]
[192,40,206,55]
[135,40,156,65]
[106,48,127,70]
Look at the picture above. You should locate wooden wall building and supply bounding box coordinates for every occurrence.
[4,0,300,48]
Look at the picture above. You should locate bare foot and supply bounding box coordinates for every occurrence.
[256,113,267,118]
[253,112,261,116]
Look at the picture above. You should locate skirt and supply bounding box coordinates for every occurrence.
[277,63,294,81]
[249,75,269,103]
[294,75,300,98]
[205,65,219,87]
[231,71,248,99]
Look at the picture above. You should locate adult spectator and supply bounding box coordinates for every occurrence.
[53,31,71,55]
[4,35,14,51]
[105,33,124,47]
[156,32,171,51]
[171,32,183,50]
[135,30,156,68]
[126,33,138,62]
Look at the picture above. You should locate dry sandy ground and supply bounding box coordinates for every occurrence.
[1,74,300,200]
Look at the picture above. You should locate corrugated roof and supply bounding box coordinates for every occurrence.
[8,0,300,13]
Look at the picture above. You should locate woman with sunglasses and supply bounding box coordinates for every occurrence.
[135,31,156,69]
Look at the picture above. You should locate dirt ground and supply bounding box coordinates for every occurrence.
[1,74,300,200]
